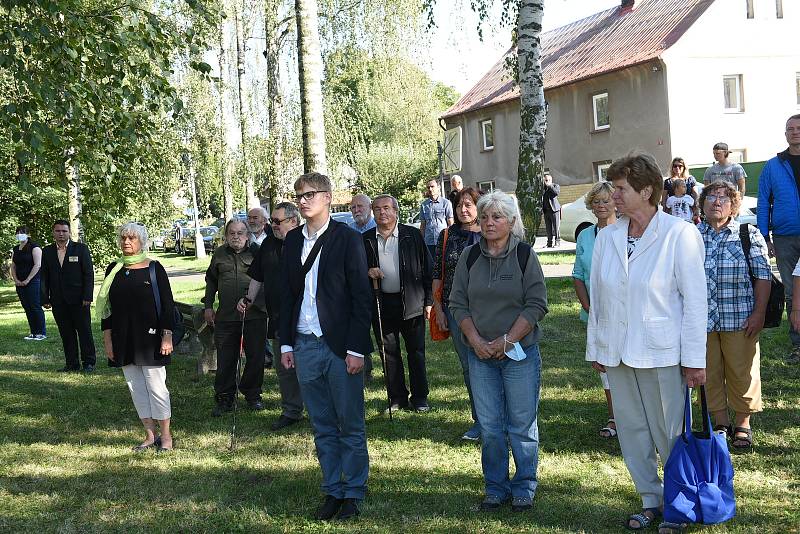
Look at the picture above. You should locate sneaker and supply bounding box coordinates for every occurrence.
[788,346,800,364]
[82,364,95,373]
[462,425,481,442]
[24,334,36,341]
[511,496,533,512]
[413,403,431,413]
[33,334,47,341]
[384,403,404,415]
[479,494,509,511]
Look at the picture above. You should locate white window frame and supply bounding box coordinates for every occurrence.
[592,92,610,131]
[480,119,494,151]
[723,75,744,113]
[477,180,496,193]
[593,160,612,182]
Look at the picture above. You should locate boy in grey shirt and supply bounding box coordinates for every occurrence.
[703,142,747,193]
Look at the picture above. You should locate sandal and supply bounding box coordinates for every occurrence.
[658,521,687,534]
[731,426,753,451]
[625,507,661,530]
[600,418,618,438]
[713,424,732,439]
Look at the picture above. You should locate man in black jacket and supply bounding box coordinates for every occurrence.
[364,194,433,412]
[542,173,561,248]
[40,220,96,372]
[279,172,373,521]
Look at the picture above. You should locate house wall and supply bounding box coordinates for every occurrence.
[442,61,672,191]
[663,0,800,176]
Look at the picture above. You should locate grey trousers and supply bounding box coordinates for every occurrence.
[772,234,800,346]
[273,338,304,419]
[606,363,684,509]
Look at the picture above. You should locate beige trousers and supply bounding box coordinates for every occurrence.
[706,330,762,414]
[122,364,171,420]
[606,363,684,509]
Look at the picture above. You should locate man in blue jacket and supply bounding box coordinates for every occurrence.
[757,113,800,362]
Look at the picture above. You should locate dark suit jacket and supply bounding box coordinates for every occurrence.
[363,224,433,321]
[543,183,561,213]
[279,220,373,358]
[41,241,94,306]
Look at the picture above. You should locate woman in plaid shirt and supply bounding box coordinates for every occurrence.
[697,181,771,451]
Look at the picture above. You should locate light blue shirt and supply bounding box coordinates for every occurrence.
[348,218,376,234]
[420,197,453,245]
[572,224,597,323]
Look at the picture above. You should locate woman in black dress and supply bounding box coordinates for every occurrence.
[11,225,47,340]
[97,222,175,452]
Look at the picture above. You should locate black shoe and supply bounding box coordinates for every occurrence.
[212,402,233,417]
[82,364,95,373]
[413,403,430,413]
[247,400,265,411]
[314,495,344,520]
[270,415,301,431]
[58,366,80,373]
[335,498,360,520]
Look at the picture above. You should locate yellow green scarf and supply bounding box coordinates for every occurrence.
[95,252,148,321]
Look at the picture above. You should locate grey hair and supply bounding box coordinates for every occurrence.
[450,175,463,185]
[477,190,525,240]
[372,194,399,212]
[351,193,371,205]
[584,181,615,210]
[275,201,301,224]
[248,206,269,219]
[118,222,149,251]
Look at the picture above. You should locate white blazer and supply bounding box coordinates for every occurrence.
[585,211,707,369]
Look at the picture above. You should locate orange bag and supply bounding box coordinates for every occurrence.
[430,228,450,341]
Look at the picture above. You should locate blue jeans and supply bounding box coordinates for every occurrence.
[16,278,46,336]
[444,306,479,428]
[293,333,369,500]
[468,343,542,500]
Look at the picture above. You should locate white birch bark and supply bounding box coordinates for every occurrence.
[295,0,328,174]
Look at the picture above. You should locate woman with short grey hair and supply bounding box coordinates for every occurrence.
[449,190,548,513]
[98,222,176,452]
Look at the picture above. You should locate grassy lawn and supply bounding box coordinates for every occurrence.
[149,251,211,273]
[536,252,576,265]
[0,279,798,533]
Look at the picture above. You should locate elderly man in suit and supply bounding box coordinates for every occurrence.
[280,172,373,521]
[41,220,96,372]
[542,173,561,248]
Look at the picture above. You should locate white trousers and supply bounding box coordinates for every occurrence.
[122,364,171,420]
[606,363,684,509]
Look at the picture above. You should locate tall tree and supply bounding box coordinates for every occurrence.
[295,0,327,174]
[233,1,257,207]
[263,0,290,207]
[217,18,234,220]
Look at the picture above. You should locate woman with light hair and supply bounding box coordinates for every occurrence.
[97,222,176,452]
[572,181,618,439]
[449,190,548,513]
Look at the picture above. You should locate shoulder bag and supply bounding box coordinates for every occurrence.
[430,228,450,341]
[739,224,784,328]
[149,261,186,347]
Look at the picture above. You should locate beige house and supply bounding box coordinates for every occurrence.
[440,0,800,201]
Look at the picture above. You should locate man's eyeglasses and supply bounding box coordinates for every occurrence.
[270,217,290,225]
[295,190,329,203]
[705,195,731,205]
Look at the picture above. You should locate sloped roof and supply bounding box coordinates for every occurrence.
[441,0,714,119]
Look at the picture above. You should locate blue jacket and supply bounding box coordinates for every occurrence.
[757,150,800,238]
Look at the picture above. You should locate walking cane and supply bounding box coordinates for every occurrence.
[230,307,246,451]
[372,278,393,421]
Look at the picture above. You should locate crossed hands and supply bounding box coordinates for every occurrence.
[470,335,507,360]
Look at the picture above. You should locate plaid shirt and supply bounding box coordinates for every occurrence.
[699,220,772,332]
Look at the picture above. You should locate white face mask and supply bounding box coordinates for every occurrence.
[16,233,28,242]
[505,341,528,362]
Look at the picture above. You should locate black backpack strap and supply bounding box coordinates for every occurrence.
[739,223,755,280]
[149,260,162,319]
[465,244,481,271]
[516,242,531,273]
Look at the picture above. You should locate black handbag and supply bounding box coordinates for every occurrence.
[739,224,784,328]
[149,261,186,347]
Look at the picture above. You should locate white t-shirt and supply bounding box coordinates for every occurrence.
[666,195,695,222]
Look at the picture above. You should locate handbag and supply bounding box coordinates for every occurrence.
[739,224,784,328]
[663,385,736,525]
[149,261,186,348]
[430,228,450,342]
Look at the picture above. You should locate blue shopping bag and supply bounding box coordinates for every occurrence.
[663,385,736,525]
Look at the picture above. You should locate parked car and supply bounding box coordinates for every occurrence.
[559,185,757,243]
[182,226,218,256]
[151,229,170,251]
[164,227,192,253]
[331,211,354,226]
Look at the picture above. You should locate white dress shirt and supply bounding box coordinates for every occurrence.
[377,224,401,294]
[281,219,363,358]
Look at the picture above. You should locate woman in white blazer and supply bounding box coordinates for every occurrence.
[585,154,707,533]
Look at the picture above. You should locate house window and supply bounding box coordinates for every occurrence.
[592,92,610,131]
[593,160,612,182]
[480,119,494,151]
[477,180,495,193]
[776,0,783,18]
[728,149,747,164]
[723,75,744,112]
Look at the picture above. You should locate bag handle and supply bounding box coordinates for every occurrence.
[149,261,162,319]
[682,385,712,439]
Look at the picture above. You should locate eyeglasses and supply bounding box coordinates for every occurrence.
[705,195,732,204]
[270,217,290,225]
[294,190,329,203]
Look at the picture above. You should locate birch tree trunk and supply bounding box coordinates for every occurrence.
[234,2,257,208]
[265,0,284,208]
[295,0,328,174]
[218,21,233,221]
[65,149,82,242]
[514,0,547,242]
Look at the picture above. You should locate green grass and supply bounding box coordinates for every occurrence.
[536,252,576,265]
[149,251,211,273]
[0,279,798,532]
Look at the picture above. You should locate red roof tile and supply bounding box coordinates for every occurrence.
[441,0,714,119]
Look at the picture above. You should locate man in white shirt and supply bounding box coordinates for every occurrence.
[247,207,270,246]
[279,172,373,521]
